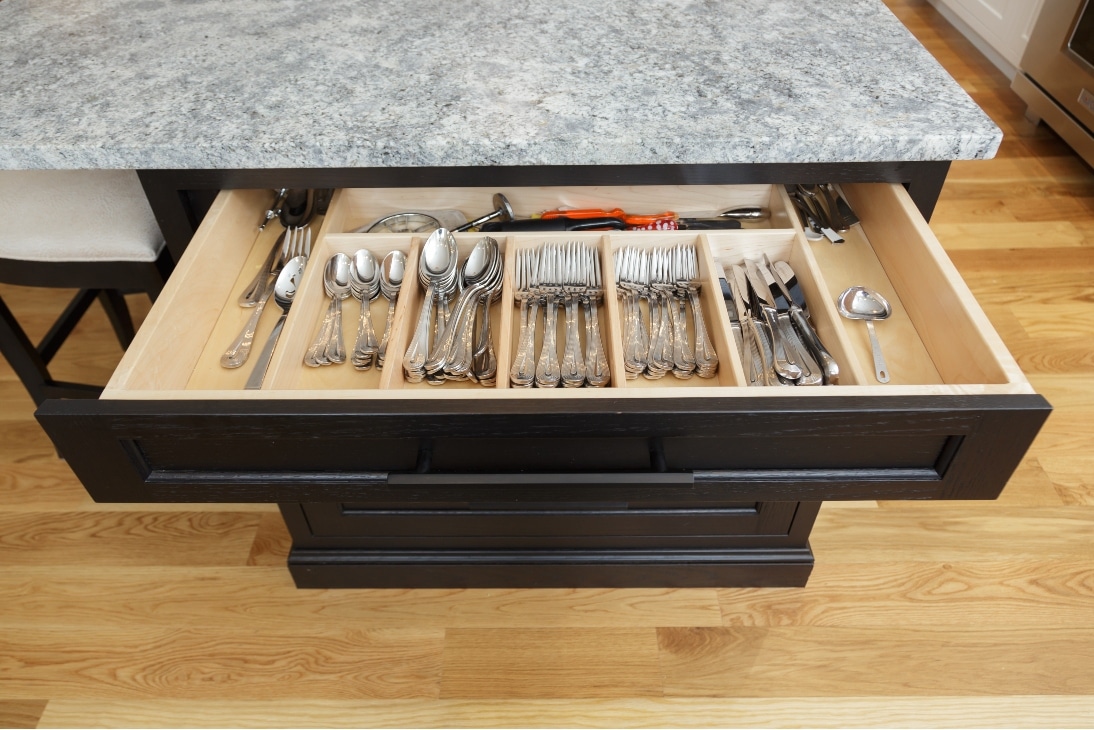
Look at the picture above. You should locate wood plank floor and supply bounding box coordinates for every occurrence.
[2,1,1093,726]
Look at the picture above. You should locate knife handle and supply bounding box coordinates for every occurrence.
[747,317,774,386]
[759,306,801,382]
[780,313,822,386]
[789,307,838,385]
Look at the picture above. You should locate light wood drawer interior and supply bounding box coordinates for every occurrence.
[103,183,1034,400]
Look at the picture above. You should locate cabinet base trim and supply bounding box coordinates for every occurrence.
[285,547,815,588]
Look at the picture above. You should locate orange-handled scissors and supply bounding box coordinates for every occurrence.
[539,207,678,228]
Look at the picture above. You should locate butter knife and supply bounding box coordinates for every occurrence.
[771,259,839,385]
[745,259,802,383]
[731,264,767,386]
[761,255,821,386]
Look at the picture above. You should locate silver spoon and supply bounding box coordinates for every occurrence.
[304,253,352,367]
[838,285,893,383]
[427,235,496,377]
[376,250,406,370]
[349,248,381,370]
[404,228,456,381]
[245,255,307,390]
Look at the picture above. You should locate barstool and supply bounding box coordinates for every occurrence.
[0,170,172,407]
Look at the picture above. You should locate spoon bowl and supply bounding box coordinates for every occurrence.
[838,285,892,383]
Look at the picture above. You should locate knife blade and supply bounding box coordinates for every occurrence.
[745,259,802,383]
[717,260,754,382]
[770,259,840,385]
[772,260,808,317]
[731,264,767,386]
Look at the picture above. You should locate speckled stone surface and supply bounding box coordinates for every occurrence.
[0,0,1001,170]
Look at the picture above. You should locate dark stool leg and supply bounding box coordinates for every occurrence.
[98,290,136,348]
[0,294,53,407]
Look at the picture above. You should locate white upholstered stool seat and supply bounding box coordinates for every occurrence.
[0,170,164,263]
[0,169,171,410]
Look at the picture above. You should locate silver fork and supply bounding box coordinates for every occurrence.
[221,226,311,368]
[582,244,610,387]
[509,247,540,388]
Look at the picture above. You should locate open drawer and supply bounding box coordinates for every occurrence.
[36,182,1050,506]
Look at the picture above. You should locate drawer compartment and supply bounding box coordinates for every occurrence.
[36,183,1050,505]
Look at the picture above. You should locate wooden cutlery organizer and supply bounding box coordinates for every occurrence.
[135,182,1021,397]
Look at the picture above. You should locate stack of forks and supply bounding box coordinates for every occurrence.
[509,241,610,388]
[614,243,717,380]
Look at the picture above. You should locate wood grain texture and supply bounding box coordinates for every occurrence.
[1,0,1093,725]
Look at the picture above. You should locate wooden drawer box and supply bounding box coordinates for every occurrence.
[35,182,1050,587]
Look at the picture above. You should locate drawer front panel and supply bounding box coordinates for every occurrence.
[288,500,799,550]
[37,394,1049,503]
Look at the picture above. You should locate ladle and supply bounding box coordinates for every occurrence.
[838,285,892,383]
[349,248,381,370]
[376,250,406,369]
[245,255,307,390]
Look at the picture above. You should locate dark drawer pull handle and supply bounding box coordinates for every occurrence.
[386,472,694,487]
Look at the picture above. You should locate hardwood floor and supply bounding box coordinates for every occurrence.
[2,1,1093,726]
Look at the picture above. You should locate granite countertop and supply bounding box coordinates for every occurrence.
[0,0,1001,170]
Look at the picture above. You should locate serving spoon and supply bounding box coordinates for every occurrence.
[838,285,892,383]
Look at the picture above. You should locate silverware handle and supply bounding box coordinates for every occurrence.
[780,313,822,386]
[403,283,437,377]
[689,288,717,376]
[221,283,273,368]
[377,296,397,367]
[239,235,283,307]
[790,308,839,385]
[760,306,801,381]
[244,312,287,390]
[561,296,586,386]
[510,298,539,387]
[865,319,890,383]
[535,296,561,387]
[584,297,610,387]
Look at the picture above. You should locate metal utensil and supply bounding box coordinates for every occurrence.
[222,226,310,367]
[376,250,406,369]
[244,255,307,390]
[403,228,458,382]
[454,193,514,232]
[759,255,821,386]
[745,260,802,382]
[732,264,769,386]
[304,253,353,367]
[771,259,839,384]
[838,285,892,383]
[349,248,381,370]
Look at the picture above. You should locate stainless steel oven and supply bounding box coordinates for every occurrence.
[1014,0,1094,167]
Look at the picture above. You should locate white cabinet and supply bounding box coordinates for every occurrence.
[928,0,1045,76]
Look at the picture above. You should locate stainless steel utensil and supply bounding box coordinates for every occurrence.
[245,254,307,390]
[376,250,406,369]
[223,226,311,367]
[350,248,381,370]
[745,260,802,383]
[304,253,353,367]
[771,259,839,384]
[838,285,892,383]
